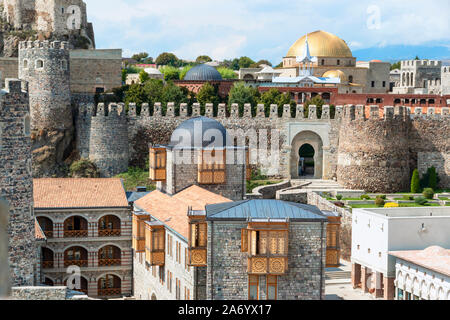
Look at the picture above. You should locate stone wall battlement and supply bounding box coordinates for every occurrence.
[1,78,29,97]
[19,41,71,51]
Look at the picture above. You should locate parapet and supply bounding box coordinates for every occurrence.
[19,40,71,51]
[91,103,126,118]
[2,78,28,94]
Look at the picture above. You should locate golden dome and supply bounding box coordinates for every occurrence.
[322,70,347,82]
[287,30,353,58]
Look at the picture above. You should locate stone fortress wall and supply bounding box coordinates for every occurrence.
[0,79,37,287]
[76,101,450,193]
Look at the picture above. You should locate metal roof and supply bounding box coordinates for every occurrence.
[206,199,327,222]
[126,191,151,203]
[184,64,223,81]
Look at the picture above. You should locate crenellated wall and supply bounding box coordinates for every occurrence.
[76,101,450,192]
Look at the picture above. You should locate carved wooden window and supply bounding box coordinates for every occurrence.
[248,275,259,300]
[132,214,149,252]
[248,230,288,257]
[241,229,249,252]
[198,149,226,184]
[188,216,207,266]
[191,222,207,248]
[267,275,278,300]
[149,147,167,182]
[145,225,165,266]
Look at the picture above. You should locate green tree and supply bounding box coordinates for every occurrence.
[179,65,193,80]
[70,159,100,178]
[156,52,180,67]
[228,82,259,115]
[258,88,293,117]
[217,67,237,79]
[391,61,401,70]
[124,83,147,106]
[238,56,256,69]
[250,59,273,68]
[139,70,150,83]
[132,52,149,62]
[274,62,283,68]
[415,56,420,60]
[121,69,127,83]
[162,81,189,107]
[196,55,212,64]
[304,96,326,118]
[160,66,180,81]
[428,167,438,190]
[142,79,164,106]
[197,82,219,107]
[411,169,421,193]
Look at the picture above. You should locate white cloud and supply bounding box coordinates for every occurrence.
[85,0,450,61]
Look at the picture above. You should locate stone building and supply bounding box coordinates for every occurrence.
[2,0,95,48]
[0,199,10,297]
[33,178,133,299]
[0,78,37,287]
[351,207,450,300]
[132,185,231,300]
[390,246,449,300]
[393,60,442,94]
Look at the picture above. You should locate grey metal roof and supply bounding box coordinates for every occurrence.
[126,191,151,203]
[184,64,223,81]
[206,199,327,222]
[169,116,229,148]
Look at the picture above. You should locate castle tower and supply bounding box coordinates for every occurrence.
[18,40,73,131]
[88,103,129,177]
[336,105,411,193]
[0,79,37,286]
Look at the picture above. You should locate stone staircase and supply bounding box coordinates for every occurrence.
[291,179,343,191]
[325,270,352,281]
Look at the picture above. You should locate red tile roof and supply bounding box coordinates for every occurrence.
[135,186,231,239]
[390,246,450,277]
[33,178,129,209]
[35,219,46,241]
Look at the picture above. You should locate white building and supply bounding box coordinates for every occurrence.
[351,207,450,300]
[390,246,449,300]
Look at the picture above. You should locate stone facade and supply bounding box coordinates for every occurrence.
[11,286,92,300]
[0,79,37,287]
[0,199,10,297]
[393,60,442,94]
[206,221,326,300]
[35,207,133,298]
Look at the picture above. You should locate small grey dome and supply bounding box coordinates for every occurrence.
[169,117,228,148]
[184,64,223,81]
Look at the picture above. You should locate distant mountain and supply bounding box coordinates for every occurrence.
[353,45,450,63]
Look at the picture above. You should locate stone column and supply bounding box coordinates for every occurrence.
[361,267,370,293]
[375,272,384,298]
[383,277,395,300]
[0,199,10,297]
[351,263,361,289]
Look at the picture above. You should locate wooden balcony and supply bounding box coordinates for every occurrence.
[64,230,88,238]
[146,250,165,266]
[132,237,146,252]
[42,261,54,269]
[247,256,288,275]
[64,260,88,268]
[98,259,121,267]
[98,288,121,297]
[189,248,207,267]
[98,229,121,237]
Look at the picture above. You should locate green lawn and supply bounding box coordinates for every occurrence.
[115,167,156,192]
[350,203,442,209]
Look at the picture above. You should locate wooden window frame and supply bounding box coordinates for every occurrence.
[149,147,167,182]
[248,275,259,300]
[246,149,252,181]
[266,275,278,300]
[198,149,226,185]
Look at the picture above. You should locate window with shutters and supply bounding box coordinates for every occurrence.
[145,224,165,266]
[198,149,226,184]
[245,223,289,275]
[132,213,150,253]
[188,214,207,267]
[149,147,167,181]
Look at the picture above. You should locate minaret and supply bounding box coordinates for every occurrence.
[296,33,317,76]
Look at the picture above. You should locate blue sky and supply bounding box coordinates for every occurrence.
[85,0,450,64]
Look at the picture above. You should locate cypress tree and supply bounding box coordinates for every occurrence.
[428,167,437,190]
[411,169,421,193]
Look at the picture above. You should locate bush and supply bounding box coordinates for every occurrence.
[375,197,385,207]
[403,195,414,201]
[378,195,386,200]
[423,188,435,200]
[384,203,399,208]
[336,195,343,201]
[360,194,371,200]
[69,159,100,178]
[415,196,428,206]
[411,169,421,193]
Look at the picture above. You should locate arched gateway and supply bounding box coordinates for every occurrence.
[290,130,324,179]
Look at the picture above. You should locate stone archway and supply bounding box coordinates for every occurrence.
[290,131,324,179]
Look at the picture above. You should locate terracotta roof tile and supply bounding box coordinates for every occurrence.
[33,178,129,209]
[135,186,231,239]
[35,219,46,240]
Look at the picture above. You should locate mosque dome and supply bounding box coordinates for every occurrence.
[169,116,229,148]
[287,30,353,58]
[322,69,347,82]
[184,64,223,81]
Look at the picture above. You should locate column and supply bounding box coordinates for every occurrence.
[375,272,384,298]
[361,267,370,293]
[88,278,97,297]
[90,251,98,268]
[351,263,361,289]
[54,223,63,238]
[89,222,98,238]
[383,277,395,300]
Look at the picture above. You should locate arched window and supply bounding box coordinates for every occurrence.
[64,246,88,267]
[24,115,30,136]
[98,245,121,266]
[64,216,88,238]
[37,216,53,238]
[41,247,54,269]
[98,275,121,297]
[98,215,121,237]
[348,75,353,83]
[36,59,44,69]
[23,59,29,69]
[337,59,340,66]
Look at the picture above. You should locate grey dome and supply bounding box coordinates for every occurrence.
[169,117,229,148]
[184,64,223,81]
